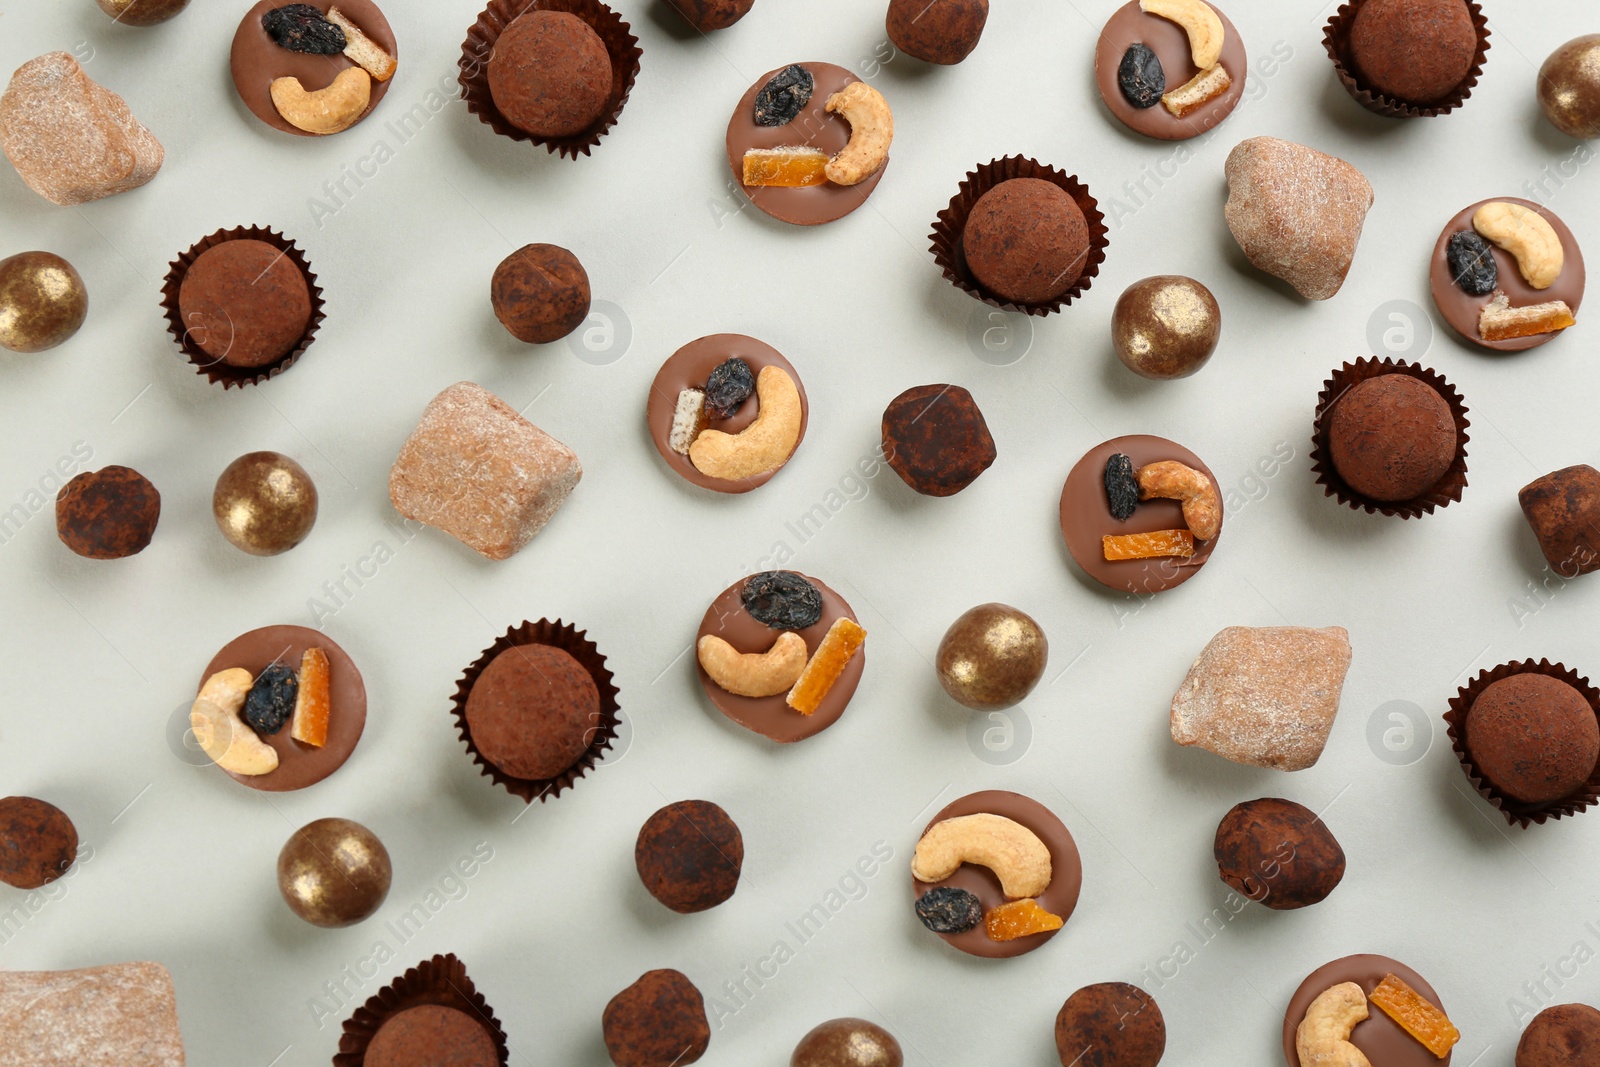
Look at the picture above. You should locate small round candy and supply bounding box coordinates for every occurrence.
[213,451,318,556]
[666,0,755,31]
[1538,35,1600,139]
[56,466,161,559]
[791,1018,903,1067]
[935,604,1048,711]
[0,796,77,890]
[886,0,989,65]
[277,817,391,927]
[491,243,591,344]
[0,252,87,353]
[96,0,190,25]
[1112,275,1221,380]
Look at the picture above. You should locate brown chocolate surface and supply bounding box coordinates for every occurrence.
[1094,0,1248,141]
[645,334,810,494]
[1060,435,1223,594]
[200,625,366,791]
[1282,955,1452,1067]
[911,790,1082,959]
[1430,198,1586,352]
[725,62,889,226]
[365,1005,499,1067]
[696,574,862,743]
[231,0,397,136]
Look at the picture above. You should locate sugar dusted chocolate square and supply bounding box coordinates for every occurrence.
[389,382,581,560]
[0,961,186,1066]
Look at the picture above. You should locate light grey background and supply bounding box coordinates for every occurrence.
[2,0,1598,1064]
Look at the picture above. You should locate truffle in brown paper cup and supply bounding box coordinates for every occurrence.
[450,618,620,803]
[459,0,641,159]
[1322,0,1490,118]
[929,155,1108,318]
[1309,357,1470,518]
[161,226,324,390]
[1445,659,1600,828]
[335,953,510,1067]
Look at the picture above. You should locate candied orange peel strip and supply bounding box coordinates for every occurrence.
[786,617,866,715]
[1369,973,1459,1059]
[1102,529,1196,561]
[1163,64,1232,118]
[984,898,1064,942]
[1479,292,1576,341]
[290,647,331,748]
[743,146,829,188]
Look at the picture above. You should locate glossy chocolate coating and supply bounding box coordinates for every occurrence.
[1283,955,1452,1067]
[1094,0,1248,140]
[791,1018,902,1067]
[1539,36,1600,138]
[277,817,391,927]
[0,252,87,353]
[1113,275,1221,379]
[213,451,318,556]
[96,0,189,25]
[231,0,396,136]
[935,603,1047,710]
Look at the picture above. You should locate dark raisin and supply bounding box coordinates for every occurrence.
[1118,43,1166,110]
[1447,230,1499,296]
[741,571,823,630]
[703,358,756,419]
[915,886,983,934]
[753,64,814,127]
[262,4,348,55]
[243,663,298,736]
[1104,453,1140,521]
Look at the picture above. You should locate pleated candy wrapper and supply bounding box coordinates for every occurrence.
[0,961,185,1066]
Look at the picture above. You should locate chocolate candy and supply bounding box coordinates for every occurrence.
[1517,1004,1600,1067]
[1466,673,1599,806]
[230,0,396,136]
[178,240,311,368]
[491,243,590,344]
[488,11,612,138]
[1520,465,1600,577]
[602,970,709,1067]
[634,800,743,913]
[465,644,600,780]
[213,451,318,555]
[55,466,160,559]
[1283,956,1450,1067]
[666,0,754,31]
[881,384,996,496]
[1056,983,1165,1067]
[1213,797,1345,909]
[0,796,77,890]
[1325,375,1456,502]
[791,1018,903,1067]
[935,603,1047,711]
[1539,36,1600,139]
[364,1005,498,1067]
[963,179,1089,305]
[886,0,988,66]
[0,251,87,353]
[277,817,391,927]
[1094,1,1248,140]
[96,0,190,25]
[1348,0,1479,105]
[1112,275,1220,380]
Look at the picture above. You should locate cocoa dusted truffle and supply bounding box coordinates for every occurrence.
[55,466,160,559]
[1326,374,1457,502]
[602,969,710,1067]
[666,0,753,31]
[364,1004,498,1067]
[1348,0,1478,105]
[488,11,612,138]
[1055,983,1165,1067]
[1466,673,1600,806]
[962,178,1089,305]
[881,384,996,496]
[464,644,600,780]
[1519,465,1600,577]
[634,800,743,914]
[1517,1003,1600,1067]
[1213,798,1345,910]
[491,243,591,344]
[0,796,77,890]
[176,239,312,368]
[886,0,988,65]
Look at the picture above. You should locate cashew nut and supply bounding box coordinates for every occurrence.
[1295,982,1372,1067]
[697,632,808,698]
[911,813,1052,899]
[688,365,803,481]
[270,66,373,135]
[190,668,279,777]
[1137,461,1222,540]
[1141,0,1225,70]
[824,81,893,186]
[1473,201,1564,289]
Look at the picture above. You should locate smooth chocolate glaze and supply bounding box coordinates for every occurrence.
[1282,955,1453,1067]
[231,0,397,136]
[1094,0,1247,141]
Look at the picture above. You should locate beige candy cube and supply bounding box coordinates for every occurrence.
[0,961,185,1066]
[390,381,581,560]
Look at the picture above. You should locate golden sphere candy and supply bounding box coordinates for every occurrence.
[791,1018,903,1067]
[1112,275,1221,381]
[1539,35,1600,139]
[95,0,190,26]
[936,603,1048,711]
[276,818,391,928]
[0,252,88,353]
[213,451,318,556]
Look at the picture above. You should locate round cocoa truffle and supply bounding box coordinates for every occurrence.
[55,466,160,559]
[0,796,77,890]
[465,644,600,780]
[963,179,1090,305]
[491,244,591,344]
[1326,374,1457,502]
[635,800,743,914]
[177,240,311,368]
[791,1018,903,1067]
[365,1005,499,1067]
[1055,983,1165,1067]
[1467,673,1600,806]
[488,11,612,138]
[602,969,710,1067]
[881,384,996,497]
[666,0,754,31]
[1213,797,1345,910]
[1348,0,1478,105]
[886,0,988,65]
[1517,1003,1600,1067]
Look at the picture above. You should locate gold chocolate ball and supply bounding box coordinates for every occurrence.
[1539,35,1600,139]
[0,252,88,353]
[213,451,318,556]
[935,603,1048,711]
[1112,275,1221,380]
[277,818,391,928]
[95,0,191,26]
[791,1017,904,1067]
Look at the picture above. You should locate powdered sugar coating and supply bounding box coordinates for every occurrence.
[0,961,186,1065]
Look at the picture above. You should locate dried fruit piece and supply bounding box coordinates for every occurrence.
[1479,293,1576,341]
[1474,201,1564,289]
[787,617,867,715]
[742,146,829,188]
[1163,64,1231,118]
[753,63,814,127]
[1137,460,1221,539]
[270,67,372,135]
[1446,230,1498,296]
[1370,974,1459,1058]
[1102,529,1196,561]
[984,898,1064,941]
[1104,453,1139,521]
[704,358,756,419]
[742,571,823,629]
[190,669,280,776]
[244,662,298,736]
[327,7,397,81]
[824,81,893,186]
[290,647,330,747]
[262,4,347,54]
[1118,43,1166,109]
[915,886,984,934]
[697,631,808,698]
[669,388,709,455]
